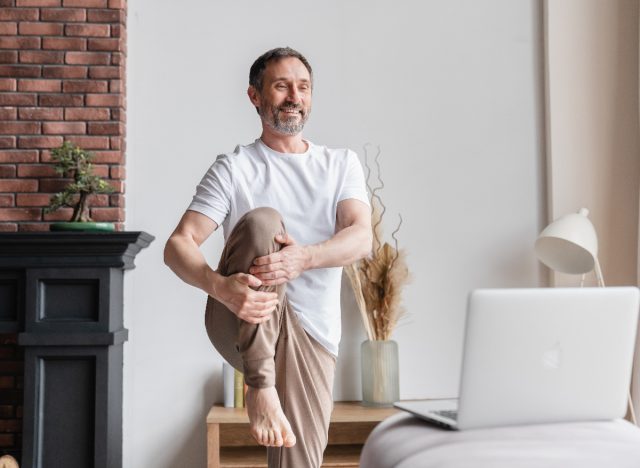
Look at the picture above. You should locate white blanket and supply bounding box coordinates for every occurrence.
[360,413,640,468]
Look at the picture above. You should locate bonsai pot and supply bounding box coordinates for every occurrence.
[50,222,115,232]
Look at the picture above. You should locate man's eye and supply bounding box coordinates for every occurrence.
[276,84,287,89]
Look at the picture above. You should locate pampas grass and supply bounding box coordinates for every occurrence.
[346,144,410,341]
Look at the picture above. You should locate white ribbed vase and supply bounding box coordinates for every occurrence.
[361,340,399,407]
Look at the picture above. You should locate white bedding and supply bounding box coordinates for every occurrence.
[360,413,640,468]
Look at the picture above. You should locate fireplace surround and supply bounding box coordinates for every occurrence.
[0,231,152,467]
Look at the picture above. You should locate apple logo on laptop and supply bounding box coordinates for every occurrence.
[542,342,562,370]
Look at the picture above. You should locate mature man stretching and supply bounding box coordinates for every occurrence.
[164,47,372,467]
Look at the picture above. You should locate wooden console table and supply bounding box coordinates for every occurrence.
[206,401,399,467]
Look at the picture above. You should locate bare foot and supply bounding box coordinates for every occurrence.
[245,386,296,448]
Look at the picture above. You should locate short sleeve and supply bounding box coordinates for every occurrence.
[338,150,370,206]
[186,154,232,226]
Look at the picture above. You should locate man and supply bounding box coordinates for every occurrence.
[164,47,372,467]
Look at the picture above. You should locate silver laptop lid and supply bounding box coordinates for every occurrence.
[457,287,639,430]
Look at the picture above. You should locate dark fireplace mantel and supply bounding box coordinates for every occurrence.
[0,232,154,270]
[0,231,154,468]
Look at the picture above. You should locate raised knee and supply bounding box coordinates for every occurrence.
[242,207,283,233]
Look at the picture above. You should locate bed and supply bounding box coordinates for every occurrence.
[360,412,640,468]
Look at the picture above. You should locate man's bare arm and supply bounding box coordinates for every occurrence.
[307,198,372,269]
[164,210,278,323]
[163,210,221,296]
[250,199,372,285]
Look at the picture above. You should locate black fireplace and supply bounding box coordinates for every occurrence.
[0,232,153,468]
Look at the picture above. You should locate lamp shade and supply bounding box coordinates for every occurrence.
[534,208,598,275]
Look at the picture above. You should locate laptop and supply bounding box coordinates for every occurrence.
[394,287,640,430]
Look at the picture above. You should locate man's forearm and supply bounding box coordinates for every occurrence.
[163,234,223,298]
[305,224,372,270]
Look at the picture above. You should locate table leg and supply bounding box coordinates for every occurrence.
[207,423,220,468]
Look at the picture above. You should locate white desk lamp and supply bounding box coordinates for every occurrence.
[535,207,604,286]
[534,207,636,423]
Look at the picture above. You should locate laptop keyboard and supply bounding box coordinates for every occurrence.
[434,409,458,421]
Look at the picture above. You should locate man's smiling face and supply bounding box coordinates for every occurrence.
[252,57,312,136]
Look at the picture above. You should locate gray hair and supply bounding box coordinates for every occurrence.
[249,47,313,92]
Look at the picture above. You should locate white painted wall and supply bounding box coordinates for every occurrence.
[125,1,545,466]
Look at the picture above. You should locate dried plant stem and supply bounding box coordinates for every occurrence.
[345,264,374,341]
[373,352,390,402]
[346,144,410,342]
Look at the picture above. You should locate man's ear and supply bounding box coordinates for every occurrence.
[247,85,260,108]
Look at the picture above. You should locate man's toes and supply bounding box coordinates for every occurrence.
[252,428,266,446]
[267,429,276,447]
[283,430,296,447]
[273,431,284,447]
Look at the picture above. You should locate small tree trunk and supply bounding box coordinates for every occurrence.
[72,192,90,222]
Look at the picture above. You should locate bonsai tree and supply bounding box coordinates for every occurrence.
[45,141,115,222]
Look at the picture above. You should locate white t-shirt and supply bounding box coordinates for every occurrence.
[187,138,370,356]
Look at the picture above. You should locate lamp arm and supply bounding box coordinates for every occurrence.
[628,392,637,425]
[594,257,605,287]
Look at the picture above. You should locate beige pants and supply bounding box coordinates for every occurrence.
[205,207,337,468]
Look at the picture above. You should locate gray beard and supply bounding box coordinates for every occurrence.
[260,105,310,136]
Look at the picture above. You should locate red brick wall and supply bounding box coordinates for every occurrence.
[0,0,127,232]
[0,1,127,460]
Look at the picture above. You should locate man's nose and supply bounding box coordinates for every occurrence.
[286,87,301,103]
